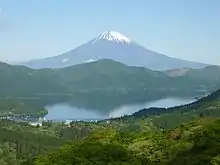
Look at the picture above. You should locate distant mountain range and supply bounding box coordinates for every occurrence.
[0,59,219,116]
[21,31,208,70]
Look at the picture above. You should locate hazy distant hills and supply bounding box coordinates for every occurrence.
[165,65,220,86]
[21,31,208,70]
[0,59,219,116]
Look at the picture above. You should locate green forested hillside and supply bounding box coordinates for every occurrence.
[0,63,68,116]
[32,88,220,164]
[124,88,220,130]
[0,59,220,115]
[0,120,64,165]
[1,88,220,164]
[165,65,220,90]
[32,118,220,165]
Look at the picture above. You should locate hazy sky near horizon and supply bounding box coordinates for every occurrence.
[0,0,219,64]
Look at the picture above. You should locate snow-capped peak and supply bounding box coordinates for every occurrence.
[92,31,131,44]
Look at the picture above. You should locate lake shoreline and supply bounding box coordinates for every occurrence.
[45,97,196,121]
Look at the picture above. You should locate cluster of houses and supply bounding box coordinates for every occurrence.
[28,117,46,126]
[29,118,101,127]
[0,115,40,122]
[0,115,46,127]
[0,114,110,127]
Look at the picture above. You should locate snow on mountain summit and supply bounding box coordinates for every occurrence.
[92,31,131,44]
[21,30,208,70]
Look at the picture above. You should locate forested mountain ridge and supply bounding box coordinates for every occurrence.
[32,89,220,164]
[1,87,220,164]
[111,88,220,130]
[32,117,220,165]
[0,62,67,116]
[0,59,220,116]
[0,119,64,164]
[165,65,220,87]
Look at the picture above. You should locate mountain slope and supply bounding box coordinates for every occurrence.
[33,116,220,165]
[0,62,68,116]
[0,59,219,116]
[124,87,220,130]
[0,119,64,164]
[21,31,208,70]
[54,59,219,110]
[165,65,220,91]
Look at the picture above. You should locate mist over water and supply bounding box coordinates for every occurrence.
[108,97,195,118]
[45,104,104,121]
[45,97,195,121]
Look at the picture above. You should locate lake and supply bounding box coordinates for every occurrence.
[45,97,195,121]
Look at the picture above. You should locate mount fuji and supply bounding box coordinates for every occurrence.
[22,31,208,70]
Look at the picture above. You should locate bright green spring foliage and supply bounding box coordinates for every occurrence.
[32,117,220,165]
[34,141,141,165]
[0,120,63,165]
[2,87,220,164]
[0,114,220,164]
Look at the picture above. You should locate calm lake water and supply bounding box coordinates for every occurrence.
[45,97,195,121]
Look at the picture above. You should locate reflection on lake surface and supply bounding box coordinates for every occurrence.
[45,97,195,121]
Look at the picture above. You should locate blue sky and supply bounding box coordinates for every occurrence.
[0,0,219,64]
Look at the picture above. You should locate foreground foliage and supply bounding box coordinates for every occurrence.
[33,117,220,165]
[0,120,63,164]
[2,88,220,164]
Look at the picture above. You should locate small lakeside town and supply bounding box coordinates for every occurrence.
[0,115,101,127]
